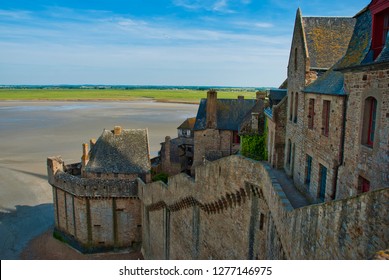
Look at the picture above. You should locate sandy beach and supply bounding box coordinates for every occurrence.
[0,101,198,259]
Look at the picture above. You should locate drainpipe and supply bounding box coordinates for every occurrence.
[332,95,348,200]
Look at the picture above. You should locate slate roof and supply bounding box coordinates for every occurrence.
[302,17,356,69]
[194,99,257,131]
[268,89,287,107]
[85,128,151,174]
[304,8,374,95]
[177,117,196,130]
[238,99,265,134]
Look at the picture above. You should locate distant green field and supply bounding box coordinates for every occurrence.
[0,89,257,103]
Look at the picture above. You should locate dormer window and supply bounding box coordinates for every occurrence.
[372,7,389,59]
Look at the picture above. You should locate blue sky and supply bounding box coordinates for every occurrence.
[0,0,371,87]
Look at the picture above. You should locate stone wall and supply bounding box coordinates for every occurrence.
[285,9,315,185]
[140,155,388,260]
[266,96,287,169]
[193,129,237,170]
[301,93,346,202]
[48,157,141,253]
[337,68,389,198]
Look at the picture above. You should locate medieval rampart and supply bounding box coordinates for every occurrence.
[140,155,388,259]
[47,157,141,253]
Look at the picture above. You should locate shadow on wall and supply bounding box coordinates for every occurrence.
[0,203,54,260]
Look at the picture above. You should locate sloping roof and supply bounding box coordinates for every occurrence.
[336,9,372,69]
[238,99,265,134]
[194,99,257,131]
[85,128,151,174]
[177,117,196,130]
[302,17,356,69]
[304,9,372,95]
[268,89,287,107]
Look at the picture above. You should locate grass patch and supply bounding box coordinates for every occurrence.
[0,88,257,103]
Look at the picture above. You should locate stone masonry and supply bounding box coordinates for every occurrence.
[140,155,388,260]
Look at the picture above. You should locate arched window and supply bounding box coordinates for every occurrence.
[362,97,377,147]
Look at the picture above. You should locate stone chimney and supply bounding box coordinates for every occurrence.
[90,138,96,150]
[256,91,266,101]
[206,89,217,129]
[251,112,259,132]
[81,143,89,173]
[114,126,122,136]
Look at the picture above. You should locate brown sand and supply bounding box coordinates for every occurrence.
[0,101,197,259]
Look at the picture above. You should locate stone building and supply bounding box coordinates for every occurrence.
[155,117,195,176]
[284,8,356,201]
[271,0,389,203]
[264,89,287,169]
[48,0,388,260]
[192,90,260,170]
[47,126,151,253]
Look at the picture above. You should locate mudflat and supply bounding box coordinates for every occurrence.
[0,101,197,259]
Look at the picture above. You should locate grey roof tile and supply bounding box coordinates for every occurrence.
[302,17,355,69]
[85,128,151,174]
[194,99,257,131]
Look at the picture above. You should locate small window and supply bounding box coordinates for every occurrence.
[294,92,298,123]
[286,139,292,166]
[294,48,298,71]
[372,8,389,59]
[305,155,312,189]
[308,98,315,129]
[233,131,240,144]
[259,213,265,230]
[114,173,119,178]
[97,172,101,178]
[318,164,327,201]
[322,100,330,137]
[362,97,377,147]
[358,176,370,193]
[289,92,294,121]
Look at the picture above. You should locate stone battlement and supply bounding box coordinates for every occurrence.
[48,156,139,198]
[140,155,388,260]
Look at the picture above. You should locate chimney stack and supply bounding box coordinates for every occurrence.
[81,143,89,172]
[114,126,122,136]
[256,91,266,101]
[90,138,96,150]
[251,112,259,132]
[206,89,217,129]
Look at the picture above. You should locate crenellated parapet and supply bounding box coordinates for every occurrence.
[140,155,389,260]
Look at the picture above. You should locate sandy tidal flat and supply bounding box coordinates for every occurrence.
[0,101,198,259]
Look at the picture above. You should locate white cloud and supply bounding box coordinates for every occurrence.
[0,7,290,86]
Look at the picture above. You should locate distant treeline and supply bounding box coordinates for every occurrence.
[0,85,271,92]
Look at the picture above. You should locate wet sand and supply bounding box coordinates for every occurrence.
[0,101,198,259]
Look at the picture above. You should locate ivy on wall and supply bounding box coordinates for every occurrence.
[240,119,268,161]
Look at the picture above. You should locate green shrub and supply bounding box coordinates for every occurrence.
[152,172,169,184]
[240,133,268,161]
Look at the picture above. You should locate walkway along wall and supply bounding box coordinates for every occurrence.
[139,155,388,259]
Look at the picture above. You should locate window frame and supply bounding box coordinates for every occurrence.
[322,100,330,137]
[308,98,315,129]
